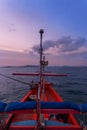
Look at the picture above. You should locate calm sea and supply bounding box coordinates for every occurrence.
[0,66,87,104]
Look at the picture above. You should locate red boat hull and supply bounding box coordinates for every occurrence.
[0,82,82,130]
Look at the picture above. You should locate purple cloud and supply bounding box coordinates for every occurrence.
[32,36,86,54]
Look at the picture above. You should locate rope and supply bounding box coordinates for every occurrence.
[0,73,32,86]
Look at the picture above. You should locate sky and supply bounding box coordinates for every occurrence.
[0,0,87,66]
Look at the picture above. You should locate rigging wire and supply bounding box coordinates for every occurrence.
[0,73,32,86]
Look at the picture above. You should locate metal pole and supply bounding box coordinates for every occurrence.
[38,29,44,101]
[42,55,45,101]
[39,29,44,85]
[37,29,44,129]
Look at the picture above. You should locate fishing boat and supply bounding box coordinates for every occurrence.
[0,29,87,130]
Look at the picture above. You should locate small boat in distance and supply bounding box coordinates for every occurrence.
[0,29,87,130]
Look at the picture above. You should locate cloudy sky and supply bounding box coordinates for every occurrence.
[0,0,87,66]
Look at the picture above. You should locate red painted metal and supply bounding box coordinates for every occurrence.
[12,73,68,76]
[5,125,83,130]
[5,114,13,124]
[46,126,83,130]
[43,73,68,76]
[12,73,39,76]
[9,126,34,130]
[47,84,63,102]
[41,109,80,114]
[0,109,80,115]
[0,125,83,130]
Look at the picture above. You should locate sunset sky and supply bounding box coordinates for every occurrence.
[0,0,87,66]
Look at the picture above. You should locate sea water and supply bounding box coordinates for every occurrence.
[0,66,87,104]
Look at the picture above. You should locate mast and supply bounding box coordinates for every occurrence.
[37,29,44,129]
[39,29,44,84]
